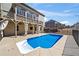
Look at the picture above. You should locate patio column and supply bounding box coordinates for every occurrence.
[14,7,17,37]
[36,24,39,34]
[41,26,44,33]
[24,22,28,35]
[15,22,17,37]
[32,24,35,34]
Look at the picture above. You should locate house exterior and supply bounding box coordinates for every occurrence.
[44,20,65,32]
[0,3,45,37]
[72,22,79,30]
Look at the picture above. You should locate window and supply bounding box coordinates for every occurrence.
[17,7,20,15]
[32,14,36,20]
[30,27,33,30]
[17,7,25,16]
[27,12,32,19]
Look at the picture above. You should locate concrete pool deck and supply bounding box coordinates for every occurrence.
[0,33,68,56]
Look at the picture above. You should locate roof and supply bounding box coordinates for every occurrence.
[21,3,45,17]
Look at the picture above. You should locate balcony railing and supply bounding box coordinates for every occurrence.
[27,18,38,24]
[38,21,43,25]
[16,15,26,21]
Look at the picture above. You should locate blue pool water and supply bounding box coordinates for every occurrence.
[27,34,63,48]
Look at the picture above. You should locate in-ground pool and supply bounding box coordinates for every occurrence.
[27,34,63,48]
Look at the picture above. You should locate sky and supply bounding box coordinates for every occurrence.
[27,3,79,26]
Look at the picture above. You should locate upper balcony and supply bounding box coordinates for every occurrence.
[26,12,38,24]
[15,7,39,24]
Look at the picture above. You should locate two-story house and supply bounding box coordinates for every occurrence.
[0,3,45,37]
[45,20,65,33]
